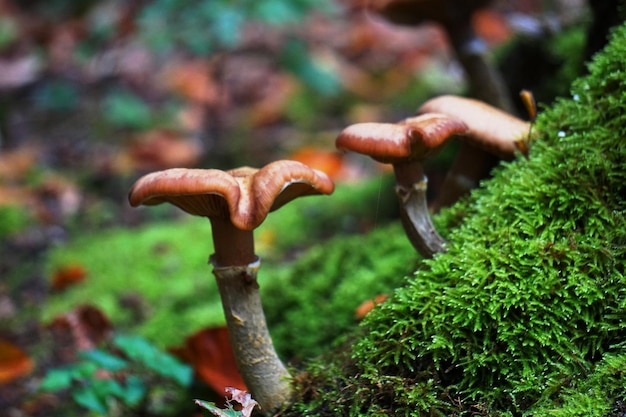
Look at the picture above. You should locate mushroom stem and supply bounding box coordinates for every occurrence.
[210,257,292,413]
[209,217,256,266]
[392,162,446,257]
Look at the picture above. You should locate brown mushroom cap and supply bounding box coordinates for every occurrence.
[336,113,468,164]
[417,95,530,158]
[128,160,335,231]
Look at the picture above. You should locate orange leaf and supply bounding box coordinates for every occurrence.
[51,264,87,291]
[162,60,218,105]
[0,340,34,384]
[288,147,345,181]
[355,294,388,320]
[473,10,511,46]
[171,326,246,394]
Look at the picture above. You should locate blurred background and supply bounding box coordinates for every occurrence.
[0,0,621,415]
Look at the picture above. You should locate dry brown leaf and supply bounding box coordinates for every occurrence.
[48,305,113,352]
[51,264,87,292]
[0,339,34,385]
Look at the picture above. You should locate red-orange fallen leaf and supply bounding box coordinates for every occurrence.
[51,263,87,291]
[355,294,388,320]
[171,326,246,394]
[48,305,113,352]
[473,9,512,46]
[288,147,346,181]
[0,339,34,384]
[162,60,219,105]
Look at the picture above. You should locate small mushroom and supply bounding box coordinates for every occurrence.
[417,95,530,159]
[417,95,531,211]
[336,113,468,257]
[128,160,334,413]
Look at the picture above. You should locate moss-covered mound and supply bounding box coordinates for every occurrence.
[265,223,418,362]
[285,23,626,417]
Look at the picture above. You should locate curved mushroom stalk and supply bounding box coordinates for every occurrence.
[395,176,446,256]
[392,160,447,256]
[211,258,291,411]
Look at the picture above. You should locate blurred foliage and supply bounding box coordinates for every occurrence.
[102,90,155,130]
[139,0,336,53]
[139,0,341,95]
[0,205,30,237]
[40,334,192,416]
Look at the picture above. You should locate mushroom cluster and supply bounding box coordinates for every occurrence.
[336,96,529,258]
[336,114,468,256]
[128,94,530,413]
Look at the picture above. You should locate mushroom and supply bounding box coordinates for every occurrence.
[128,160,335,413]
[336,113,468,257]
[416,95,530,210]
[417,95,530,159]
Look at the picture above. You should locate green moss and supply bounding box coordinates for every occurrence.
[265,223,418,362]
[529,351,626,416]
[284,22,626,417]
[43,219,223,347]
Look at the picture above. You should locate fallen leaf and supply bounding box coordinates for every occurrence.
[162,60,219,105]
[288,147,345,181]
[171,326,246,394]
[0,339,34,384]
[51,263,87,291]
[473,9,512,46]
[48,305,113,352]
[227,387,258,416]
[355,294,388,320]
[195,388,258,417]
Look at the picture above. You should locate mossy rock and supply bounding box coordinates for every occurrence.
[283,23,626,417]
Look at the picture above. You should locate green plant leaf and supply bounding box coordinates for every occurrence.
[73,385,108,415]
[114,334,192,386]
[120,375,146,406]
[39,367,75,391]
[279,39,340,96]
[194,399,242,417]
[102,90,153,129]
[79,349,128,372]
